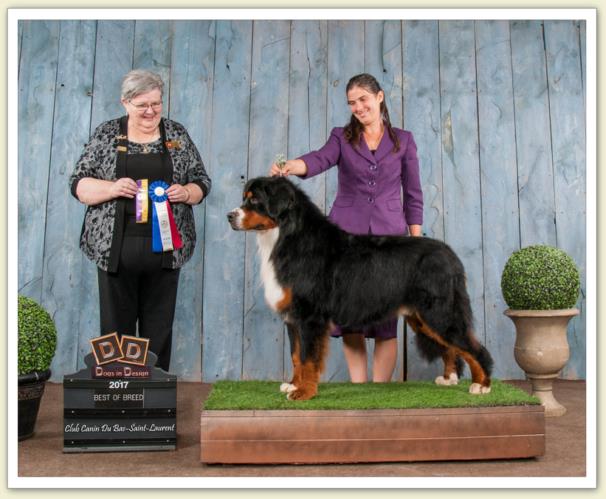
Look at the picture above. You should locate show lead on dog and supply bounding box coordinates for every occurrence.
[69,69,211,372]
[270,73,423,384]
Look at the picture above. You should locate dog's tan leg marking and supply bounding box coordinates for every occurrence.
[283,329,302,394]
[435,349,459,386]
[287,361,320,401]
[459,351,491,394]
[287,334,329,401]
[406,313,490,394]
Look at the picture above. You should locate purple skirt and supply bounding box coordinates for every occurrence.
[330,318,398,340]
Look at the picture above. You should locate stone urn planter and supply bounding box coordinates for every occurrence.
[18,296,57,440]
[504,308,579,416]
[501,245,581,417]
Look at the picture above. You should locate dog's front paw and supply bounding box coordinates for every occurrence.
[280,382,296,393]
[469,383,491,395]
[286,386,316,401]
[280,383,297,393]
[435,373,459,386]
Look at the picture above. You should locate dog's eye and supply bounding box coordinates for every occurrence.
[250,197,259,205]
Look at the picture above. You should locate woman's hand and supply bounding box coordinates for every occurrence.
[409,225,422,237]
[76,177,138,205]
[109,178,139,199]
[269,159,308,177]
[166,183,203,205]
[166,184,191,204]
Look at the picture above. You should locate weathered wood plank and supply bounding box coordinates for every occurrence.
[17,20,23,78]
[323,20,365,382]
[42,21,97,381]
[544,20,586,379]
[133,20,172,105]
[90,21,134,129]
[403,20,443,240]
[18,21,60,302]
[286,20,328,210]
[202,20,253,381]
[402,20,444,381]
[243,20,291,380]
[364,20,403,128]
[510,20,557,247]
[475,20,523,379]
[283,20,329,381]
[168,20,216,380]
[438,21,485,350]
[579,21,586,106]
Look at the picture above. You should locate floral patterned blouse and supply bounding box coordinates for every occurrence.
[69,117,211,271]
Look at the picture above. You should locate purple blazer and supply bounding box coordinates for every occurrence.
[299,127,423,236]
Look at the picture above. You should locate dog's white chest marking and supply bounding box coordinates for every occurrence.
[256,228,284,311]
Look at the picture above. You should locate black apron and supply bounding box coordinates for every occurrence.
[107,116,174,272]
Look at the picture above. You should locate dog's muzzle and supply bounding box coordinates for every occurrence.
[227,209,242,230]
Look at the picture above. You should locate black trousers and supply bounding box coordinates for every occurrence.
[98,236,180,372]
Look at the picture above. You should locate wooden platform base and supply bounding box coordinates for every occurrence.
[200,405,545,464]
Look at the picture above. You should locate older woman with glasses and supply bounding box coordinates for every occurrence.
[69,69,211,372]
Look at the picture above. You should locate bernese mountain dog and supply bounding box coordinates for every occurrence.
[227,176,493,401]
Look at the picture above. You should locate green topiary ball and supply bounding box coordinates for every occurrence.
[18,295,57,375]
[501,245,580,310]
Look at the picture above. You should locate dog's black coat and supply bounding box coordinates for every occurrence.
[229,176,493,397]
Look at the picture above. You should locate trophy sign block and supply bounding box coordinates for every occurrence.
[63,334,176,453]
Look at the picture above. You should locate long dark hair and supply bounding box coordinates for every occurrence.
[343,73,400,152]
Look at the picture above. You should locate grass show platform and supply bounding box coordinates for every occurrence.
[200,380,544,464]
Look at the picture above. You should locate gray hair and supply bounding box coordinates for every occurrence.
[121,69,164,101]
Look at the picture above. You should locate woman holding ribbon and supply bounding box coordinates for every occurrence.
[69,69,211,372]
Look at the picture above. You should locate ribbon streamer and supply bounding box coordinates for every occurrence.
[148,180,183,253]
[136,179,148,223]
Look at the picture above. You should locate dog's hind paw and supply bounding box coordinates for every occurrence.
[280,383,296,393]
[469,383,491,395]
[435,373,459,386]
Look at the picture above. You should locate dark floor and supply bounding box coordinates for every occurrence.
[18,379,586,477]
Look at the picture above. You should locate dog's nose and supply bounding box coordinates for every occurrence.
[227,211,237,223]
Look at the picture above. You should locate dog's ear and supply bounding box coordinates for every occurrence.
[265,178,296,219]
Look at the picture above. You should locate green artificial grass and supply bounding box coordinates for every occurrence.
[203,379,540,411]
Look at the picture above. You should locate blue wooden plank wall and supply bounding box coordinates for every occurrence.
[17,19,587,382]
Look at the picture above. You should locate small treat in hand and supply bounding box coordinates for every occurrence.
[275,153,286,171]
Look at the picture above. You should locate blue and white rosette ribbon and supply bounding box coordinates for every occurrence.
[148,180,183,253]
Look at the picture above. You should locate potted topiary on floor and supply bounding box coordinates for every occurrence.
[501,245,580,417]
[18,295,57,440]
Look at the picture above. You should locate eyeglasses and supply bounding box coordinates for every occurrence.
[128,100,163,111]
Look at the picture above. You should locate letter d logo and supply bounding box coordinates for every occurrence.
[90,333,124,366]
[119,336,149,366]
